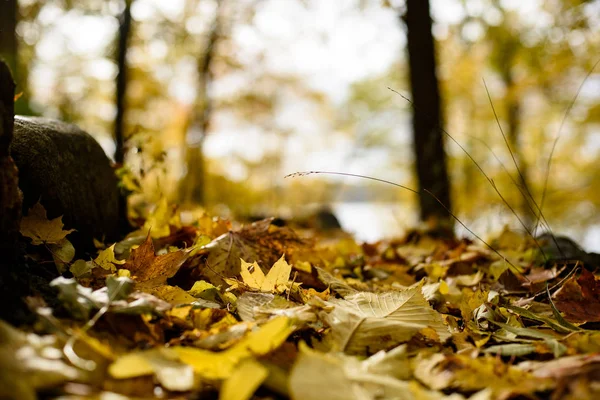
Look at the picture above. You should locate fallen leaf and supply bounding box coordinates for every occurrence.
[220,358,268,400]
[143,197,181,239]
[20,202,75,245]
[553,269,600,323]
[109,348,195,392]
[174,316,295,379]
[122,234,189,288]
[324,282,450,355]
[240,259,266,289]
[94,244,126,272]
[260,255,292,293]
[240,255,292,294]
[49,238,75,273]
[198,218,304,286]
[0,321,80,400]
[414,353,551,395]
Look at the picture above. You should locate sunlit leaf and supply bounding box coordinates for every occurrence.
[143,197,180,239]
[109,348,195,391]
[199,219,304,286]
[240,259,266,289]
[261,255,292,293]
[147,285,198,305]
[121,234,189,288]
[325,282,450,354]
[220,358,268,400]
[174,316,295,379]
[414,353,551,395]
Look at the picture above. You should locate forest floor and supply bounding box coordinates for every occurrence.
[3,200,600,400]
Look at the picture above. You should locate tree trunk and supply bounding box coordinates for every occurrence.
[114,0,132,165]
[403,0,452,226]
[0,0,18,82]
[503,69,534,229]
[179,0,222,205]
[115,0,133,230]
[0,61,21,256]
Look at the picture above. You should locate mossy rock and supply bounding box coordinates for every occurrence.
[10,116,121,251]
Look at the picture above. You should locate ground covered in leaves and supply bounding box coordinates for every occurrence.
[4,200,600,400]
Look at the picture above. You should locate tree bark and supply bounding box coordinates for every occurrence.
[114,0,132,165]
[0,0,18,81]
[503,68,534,229]
[403,0,452,226]
[115,0,133,231]
[0,61,21,255]
[179,0,222,205]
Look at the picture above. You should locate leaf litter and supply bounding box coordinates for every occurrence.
[10,200,600,399]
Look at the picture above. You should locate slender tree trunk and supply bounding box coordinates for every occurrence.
[0,0,18,82]
[503,69,534,229]
[115,0,132,165]
[115,0,133,231]
[180,0,222,205]
[403,0,452,226]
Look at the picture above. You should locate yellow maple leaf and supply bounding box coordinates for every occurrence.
[261,255,292,293]
[143,197,180,239]
[94,244,126,272]
[240,260,266,289]
[240,255,292,294]
[20,202,75,245]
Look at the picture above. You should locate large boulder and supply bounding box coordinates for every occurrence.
[10,116,121,250]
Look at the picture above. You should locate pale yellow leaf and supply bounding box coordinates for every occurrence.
[143,197,180,238]
[240,259,265,289]
[261,255,291,293]
[174,316,294,380]
[108,348,194,392]
[108,353,154,379]
[220,358,268,400]
[94,244,125,272]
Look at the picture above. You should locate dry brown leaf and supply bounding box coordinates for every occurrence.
[197,218,305,285]
[553,269,600,323]
[122,235,189,289]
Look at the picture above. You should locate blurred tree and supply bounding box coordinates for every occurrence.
[486,21,535,229]
[440,0,600,232]
[114,0,133,228]
[403,0,452,227]
[179,0,223,206]
[0,0,18,79]
[115,0,133,165]
[0,0,31,115]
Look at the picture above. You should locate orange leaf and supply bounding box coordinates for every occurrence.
[122,234,189,289]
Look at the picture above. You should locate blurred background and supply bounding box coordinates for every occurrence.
[1,0,599,248]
